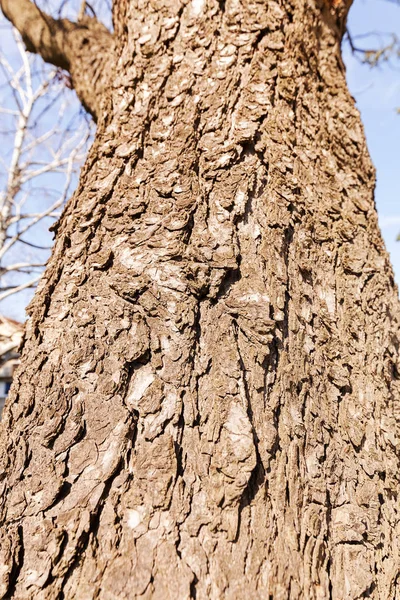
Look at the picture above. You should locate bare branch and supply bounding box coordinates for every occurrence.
[0,262,45,272]
[0,27,92,308]
[0,0,114,120]
[346,28,400,68]
[0,274,41,301]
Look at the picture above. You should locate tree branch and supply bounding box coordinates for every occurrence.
[0,273,41,301]
[0,0,114,121]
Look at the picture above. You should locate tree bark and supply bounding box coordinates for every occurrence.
[1,0,399,598]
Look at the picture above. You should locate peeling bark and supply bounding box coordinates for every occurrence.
[0,0,400,598]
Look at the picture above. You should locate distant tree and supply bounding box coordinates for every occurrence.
[0,0,400,599]
[0,14,92,320]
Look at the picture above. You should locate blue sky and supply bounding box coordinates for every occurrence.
[344,0,400,283]
[0,0,399,320]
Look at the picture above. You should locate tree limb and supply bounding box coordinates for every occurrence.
[0,0,114,120]
[0,273,41,301]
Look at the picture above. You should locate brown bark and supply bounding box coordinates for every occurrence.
[1,0,400,598]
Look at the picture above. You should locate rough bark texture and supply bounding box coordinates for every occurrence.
[1,0,400,598]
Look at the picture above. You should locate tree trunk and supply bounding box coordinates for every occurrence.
[1,0,400,598]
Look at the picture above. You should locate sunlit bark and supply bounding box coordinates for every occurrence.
[0,1,399,598]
